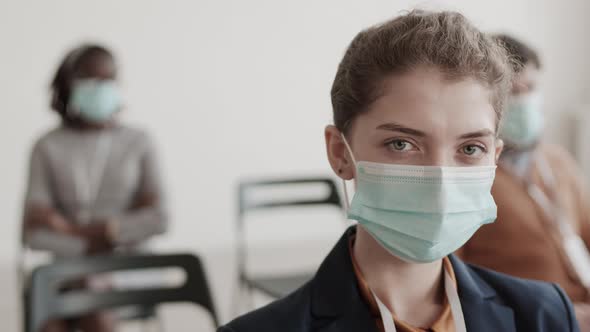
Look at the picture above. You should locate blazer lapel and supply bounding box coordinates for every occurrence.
[311,226,379,332]
[449,255,517,332]
[310,230,517,332]
[461,298,516,332]
[317,305,379,332]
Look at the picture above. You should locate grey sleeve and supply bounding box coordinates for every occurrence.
[114,134,168,244]
[23,141,53,210]
[22,141,88,254]
[25,229,87,257]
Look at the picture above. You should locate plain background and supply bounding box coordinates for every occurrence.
[1,0,590,330]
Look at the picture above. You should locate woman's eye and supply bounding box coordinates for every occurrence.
[388,139,414,151]
[462,145,485,156]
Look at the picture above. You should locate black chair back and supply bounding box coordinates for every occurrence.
[235,176,343,291]
[238,177,342,218]
[28,253,218,332]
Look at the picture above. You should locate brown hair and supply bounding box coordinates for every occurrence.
[494,34,541,72]
[331,10,513,134]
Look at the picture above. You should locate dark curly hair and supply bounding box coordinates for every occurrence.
[50,44,115,124]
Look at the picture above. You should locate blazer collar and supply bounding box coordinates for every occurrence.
[311,226,516,332]
[310,226,377,331]
[450,255,516,332]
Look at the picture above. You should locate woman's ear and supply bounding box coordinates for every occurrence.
[494,138,504,163]
[325,125,355,180]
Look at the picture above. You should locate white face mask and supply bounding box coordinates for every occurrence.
[498,92,544,147]
[68,79,122,123]
[342,134,498,263]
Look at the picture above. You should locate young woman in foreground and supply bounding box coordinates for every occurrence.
[219,10,579,332]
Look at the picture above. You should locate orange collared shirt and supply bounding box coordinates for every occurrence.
[349,236,457,332]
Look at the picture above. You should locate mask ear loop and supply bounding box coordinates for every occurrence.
[340,133,357,212]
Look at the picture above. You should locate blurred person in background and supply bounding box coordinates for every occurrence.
[458,34,590,331]
[219,11,578,332]
[22,44,168,332]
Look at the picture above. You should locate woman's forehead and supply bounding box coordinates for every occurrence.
[76,54,116,78]
[355,69,496,135]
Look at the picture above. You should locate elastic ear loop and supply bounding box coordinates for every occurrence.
[340,133,357,212]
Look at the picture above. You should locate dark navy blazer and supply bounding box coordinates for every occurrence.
[219,227,579,332]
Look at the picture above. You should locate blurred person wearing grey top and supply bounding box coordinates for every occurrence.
[22,44,167,332]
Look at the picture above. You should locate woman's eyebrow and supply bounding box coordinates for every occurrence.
[458,129,494,139]
[376,123,427,137]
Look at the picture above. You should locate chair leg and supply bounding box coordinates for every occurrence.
[246,284,255,310]
[231,280,244,317]
[155,315,164,332]
[231,280,257,318]
[140,314,163,332]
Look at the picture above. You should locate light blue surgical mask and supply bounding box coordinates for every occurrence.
[69,79,122,123]
[342,135,497,263]
[498,92,544,148]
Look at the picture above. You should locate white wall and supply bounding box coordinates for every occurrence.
[1,0,590,329]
